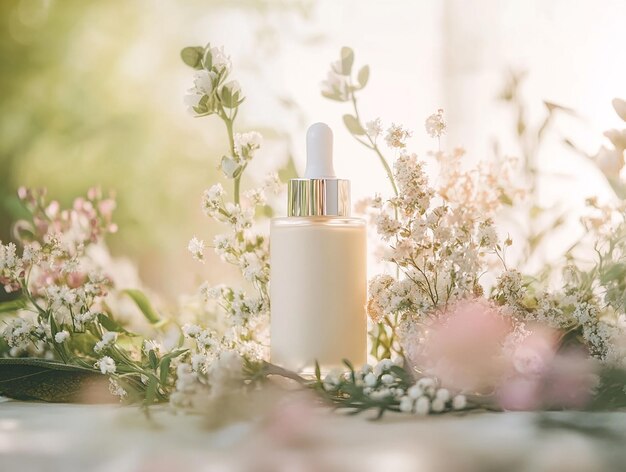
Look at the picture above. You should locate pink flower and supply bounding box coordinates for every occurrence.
[410,298,513,392]
[498,328,598,411]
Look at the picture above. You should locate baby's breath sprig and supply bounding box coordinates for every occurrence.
[313,358,470,419]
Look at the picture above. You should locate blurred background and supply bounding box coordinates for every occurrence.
[1,0,625,304]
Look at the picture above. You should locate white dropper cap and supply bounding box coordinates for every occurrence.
[304,122,336,179]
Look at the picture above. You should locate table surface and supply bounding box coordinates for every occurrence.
[1,397,625,472]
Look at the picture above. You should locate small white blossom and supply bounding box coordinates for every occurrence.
[95,356,116,374]
[54,330,69,344]
[208,45,231,72]
[431,397,446,413]
[399,396,414,413]
[364,372,377,387]
[415,396,431,415]
[188,236,205,263]
[407,385,423,399]
[234,132,262,162]
[384,123,411,148]
[380,373,394,385]
[424,109,447,138]
[193,70,215,95]
[435,388,450,402]
[373,359,394,376]
[366,118,383,140]
[452,395,467,410]
[109,378,127,399]
[143,339,161,354]
[94,331,117,354]
[320,70,350,101]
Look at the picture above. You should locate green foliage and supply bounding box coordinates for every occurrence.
[181,46,204,69]
[0,358,111,403]
[123,289,161,324]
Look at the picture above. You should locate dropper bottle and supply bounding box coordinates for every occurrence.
[270,122,367,372]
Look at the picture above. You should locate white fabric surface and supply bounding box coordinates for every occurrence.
[1,397,624,472]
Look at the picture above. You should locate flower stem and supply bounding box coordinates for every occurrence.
[223,117,241,204]
[349,90,398,197]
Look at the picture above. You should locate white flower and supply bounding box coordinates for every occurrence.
[184,90,204,115]
[407,385,423,399]
[234,132,262,161]
[435,388,450,402]
[193,70,215,95]
[424,109,447,138]
[202,184,225,216]
[188,236,205,263]
[364,372,377,387]
[431,397,446,413]
[143,339,161,354]
[241,252,265,282]
[375,213,402,240]
[366,118,383,140]
[94,331,117,354]
[380,373,394,385]
[209,45,231,72]
[373,358,394,376]
[415,396,430,415]
[452,395,467,410]
[109,378,127,398]
[416,377,435,390]
[384,123,411,148]
[244,188,266,206]
[182,324,202,338]
[95,356,116,374]
[54,330,70,344]
[399,396,414,413]
[320,70,350,101]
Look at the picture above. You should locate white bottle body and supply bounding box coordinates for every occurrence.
[270,216,367,372]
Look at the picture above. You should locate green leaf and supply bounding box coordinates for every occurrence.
[144,376,158,406]
[0,358,113,403]
[314,360,321,382]
[202,47,213,70]
[148,350,159,370]
[97,313,131,334]
[357,65,370,88]
[159,358,171,385]
[181,46,204,69]
[123,289,161,324]
[343,114,366,136]
[340,46,354,75]
[321,90,345,102]
[0,298,26,314]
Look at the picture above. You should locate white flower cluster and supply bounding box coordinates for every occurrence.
[0,189,118,360]
[234,131,262,164]
[170,350,244,410]
[184,44,236,116]
[322,359,468,416]
[1,316,47,357]
[0,242,23,293]
[384,123,412,149]
[365,148,509,328]
[424,109,447,138]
